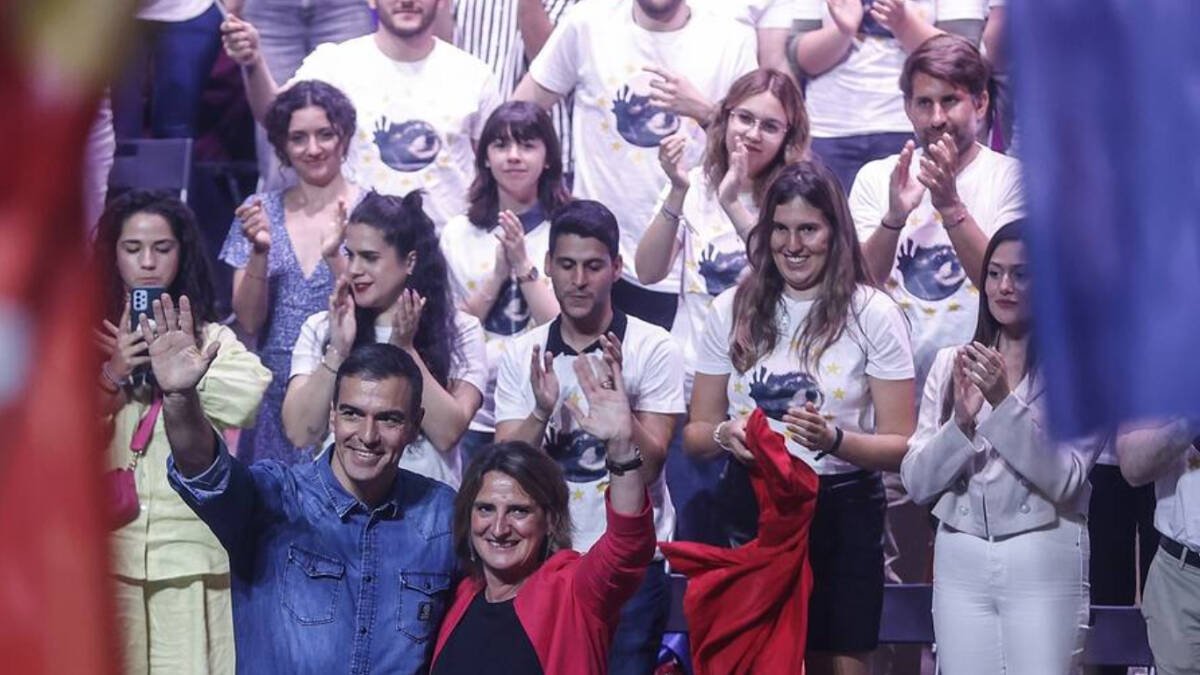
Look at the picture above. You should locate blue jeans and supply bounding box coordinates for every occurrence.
[810,132,914,196]
[608,561,669,675]
[113,3,224,138]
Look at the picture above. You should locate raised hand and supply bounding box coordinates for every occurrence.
[718,138,750,206]
[530,345,560,421]
[140,294,218,394]
[496,210,531,277]
[320,198,349,260]
[657,133,690,190]
[952,348,985,431]
[221,14,261,67]
[598,332,623,371]
[827,0,865,35]
[962,341,1011,406]
[918,133,963,213]
[388,288,426,350]
[868,0,912,34]
[885,140,926,228]
[97,299,150,383]
[783,401,836,453]
[564,354,633,444]
[328,275,358,356]
[236,197,271,253]
[643,65,712,123]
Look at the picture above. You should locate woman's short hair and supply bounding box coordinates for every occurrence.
[704,68,810,203]
[732,161,872,372]
[263,80,357,167]
[93,189,218,330]
[453,442,573,577]
[467,101,571,228]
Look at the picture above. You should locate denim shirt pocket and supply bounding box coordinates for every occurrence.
[397,571,451,642]
[282,545,345,625]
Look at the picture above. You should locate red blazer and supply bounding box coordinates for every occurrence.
[660,409,820,675]
[432,494,656,675]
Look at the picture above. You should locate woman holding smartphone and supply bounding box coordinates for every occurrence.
[282,190,487,488]
[95,190,271,674]
[684,162,915,675]
[219,80,360,464]
[900,221,1102,673]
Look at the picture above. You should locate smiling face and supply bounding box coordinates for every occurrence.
[115,211,181,291]
[371,0,438,39]
[905,72,988,158]
[546,234,621,325]
[725,90,788,180]
[487,131,546,207]
[345,223,415,309]
[769,197,832,300]
[984,240,1031,329]
[329,374,421,505]
[470,471,549,585]
[285,105,345,187]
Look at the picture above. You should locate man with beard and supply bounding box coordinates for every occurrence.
[493,200,684,675]
[513,0,757,330]
[222,0,501,228]
[849,33,1023,390]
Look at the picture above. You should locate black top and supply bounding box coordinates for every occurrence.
[431,591,544,675]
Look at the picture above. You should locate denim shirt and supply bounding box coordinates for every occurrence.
[169,445,457,675]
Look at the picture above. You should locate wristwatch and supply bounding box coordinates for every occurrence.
[514,265,539,284]
[605,446,643,476]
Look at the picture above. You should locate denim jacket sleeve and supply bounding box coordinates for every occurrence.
[977,384,1104,504]
[901,348,986,505]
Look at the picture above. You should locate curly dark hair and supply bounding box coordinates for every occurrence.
[348,190,460,386]
[93,189,218,335]
[466,101,571,229]
[263,80,357,167]
[731,161,873,373]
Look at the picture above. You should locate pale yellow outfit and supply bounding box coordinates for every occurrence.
[108,324,271,675]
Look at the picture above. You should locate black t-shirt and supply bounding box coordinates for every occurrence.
[431,591,544,675]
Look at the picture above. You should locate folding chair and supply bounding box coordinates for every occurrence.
[107,137,193,202]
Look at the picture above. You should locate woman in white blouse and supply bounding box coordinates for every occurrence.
[900,220,1102,674]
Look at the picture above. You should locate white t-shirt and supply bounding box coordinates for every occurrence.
[290,309,488,488]
[693,285,915,475]
[495,312,686,552]
[290,37,502,228]
[796,0,986,137]
[138,0,212,21]
[528,0,757,292]
[691,0,798,28]
[651,169,753,388]
[850,144,1023,391]
[440,210,555,432]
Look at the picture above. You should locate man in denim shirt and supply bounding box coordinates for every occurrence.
[153,296,455,675]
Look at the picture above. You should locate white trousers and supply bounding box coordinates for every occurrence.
[932,517,1090,674]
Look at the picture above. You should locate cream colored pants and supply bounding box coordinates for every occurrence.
[113,574,234,675]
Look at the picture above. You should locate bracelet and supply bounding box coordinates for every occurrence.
[321,344,343,374]
[814,426,843,461]
[100,361,125,392]
[712,420,732,451]
[531,408,550,424]
[661,204,682,222]
[880,219,904,232]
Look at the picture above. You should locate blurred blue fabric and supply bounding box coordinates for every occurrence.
[1010,1,1200,438]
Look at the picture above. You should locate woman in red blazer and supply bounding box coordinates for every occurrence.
[431,354,656,675]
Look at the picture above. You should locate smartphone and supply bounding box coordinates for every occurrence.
[129,287,166,387]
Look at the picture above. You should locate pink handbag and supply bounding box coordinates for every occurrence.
[107,396,162,529]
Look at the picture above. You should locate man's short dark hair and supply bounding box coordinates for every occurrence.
[900,33,991,101]
[333,343,424,416]
[548,199,620,260]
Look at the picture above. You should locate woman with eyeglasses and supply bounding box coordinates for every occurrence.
[634,68,808,391]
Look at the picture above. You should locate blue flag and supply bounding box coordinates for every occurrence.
[1010,1,1200,438]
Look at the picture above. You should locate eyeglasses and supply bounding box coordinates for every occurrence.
[729,108,788,137]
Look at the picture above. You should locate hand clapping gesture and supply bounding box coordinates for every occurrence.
[529,345,559,422]
[564,354,633,444]
[885,140,926,229]
[496,210,532,278]
[139,294,219,395]
[657,133,690,190]
[827,0,865,36]
[868,0,913,35]
[918,133,964,213]
[320,198,350,260]
[960,341,1011,406]
[328,276,358,357]
[236,197,271,253]
[388,288,426,351]
[718,138,750,207]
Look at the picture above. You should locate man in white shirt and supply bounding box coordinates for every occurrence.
[513,0,757,329]
[1117,420,1200,675]
[221,0,502,228]
[494,200,685,674]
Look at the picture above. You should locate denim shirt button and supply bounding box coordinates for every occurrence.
[359,626,367,635]
[364,575,373,583]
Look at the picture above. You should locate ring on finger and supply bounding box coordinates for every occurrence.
[600,378,616,390]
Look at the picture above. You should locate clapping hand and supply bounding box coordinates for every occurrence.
[868,0,912,34]
[657,133,690,190]
[388,288,426,351]
[564,354,633,444]
[885,140,925,229]
[328,276,358,356]
[320,198,349,260]
[139,294,218,395]
[530,345,559,422]
[827,0,865,35]
[952,348,985,432]
[496,210,532,278]
[961,341,1010,406]
[718,138,749,207]
[918,133,963,212]
[236,197,271,253]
